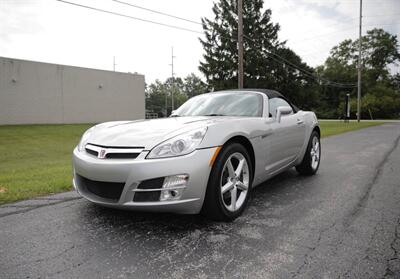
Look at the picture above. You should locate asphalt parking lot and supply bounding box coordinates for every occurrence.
[1,123,400,278]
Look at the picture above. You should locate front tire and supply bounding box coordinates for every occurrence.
[296,130,321,175]
[202,143,253,221]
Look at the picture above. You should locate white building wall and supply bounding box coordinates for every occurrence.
[0,57,145,125]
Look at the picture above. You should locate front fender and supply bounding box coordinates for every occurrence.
[295,111,319,165]
[199,118,267,148]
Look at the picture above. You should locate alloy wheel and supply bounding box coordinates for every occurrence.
[220,152,250,212]
[310,136,320,170]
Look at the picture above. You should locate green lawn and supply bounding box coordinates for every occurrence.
[0,121,386,205]
[0,124,91,204]
[319,120,386,138]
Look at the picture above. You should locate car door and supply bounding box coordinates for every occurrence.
[265,97,306,174]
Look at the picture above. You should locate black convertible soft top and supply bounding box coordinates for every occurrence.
[220,88,299,112]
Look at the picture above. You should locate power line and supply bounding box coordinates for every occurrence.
[294,27,358,43]
[364,13,400,18]
[198,9,355,87]
[243,34,357,88]
[57,0,357,88]
[333,1,388,5]
[274,0,355,59]
[289,21,399,46]
[113,0,399,36]
[213,29,351,87]
[364,22,400,27]
[274,1,399,47]
[56,0,203,34]
[112,0,202,25]
[244,35,354,87]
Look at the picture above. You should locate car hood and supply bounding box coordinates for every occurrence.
[87,117,218,150]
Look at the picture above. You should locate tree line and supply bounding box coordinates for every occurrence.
[146,0,400,119]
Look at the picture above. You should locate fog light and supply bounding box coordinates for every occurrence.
[160,174,188,201]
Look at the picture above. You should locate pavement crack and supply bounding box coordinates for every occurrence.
[345,134,400,226]
[291,221,337,278]
[221,257,234,279]
[384,217,400,278]
[339,218,383,278]
[0,197,82,218]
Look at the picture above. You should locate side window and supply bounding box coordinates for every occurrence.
[269,97,293,118]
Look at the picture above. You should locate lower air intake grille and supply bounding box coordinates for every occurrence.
[133,191,161,202]
[137,177,165,189]
[77,175,125,201]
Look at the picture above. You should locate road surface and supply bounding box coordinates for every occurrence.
[1,123,400,278]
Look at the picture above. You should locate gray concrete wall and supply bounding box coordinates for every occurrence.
[0,57,145,125]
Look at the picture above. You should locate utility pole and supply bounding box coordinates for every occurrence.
[238,0,244,89]
[113,56,116,71]
[169,46,176,111]
[357,0,362,122]
[165,83,168,118]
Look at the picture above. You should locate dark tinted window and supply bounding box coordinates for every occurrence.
[269,97,293,118]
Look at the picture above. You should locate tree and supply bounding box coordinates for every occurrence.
[325,29,400,84]
[361,29,400,82]
[317,28,400,119]
[145,80,170,117]
[271,47,316,108]
[183,73,209,98]
[200,0,282,90]
[145,74,207,117]
[199,0,314,109]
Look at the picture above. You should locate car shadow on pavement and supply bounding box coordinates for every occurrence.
[78,168,312,233]
[71,168,319,277]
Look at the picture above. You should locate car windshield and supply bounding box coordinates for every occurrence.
[172,92,263,117]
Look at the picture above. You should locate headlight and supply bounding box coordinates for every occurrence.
[77,127,95,152]
[147,127,207,159]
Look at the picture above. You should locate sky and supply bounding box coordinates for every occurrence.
[1,0,399,84]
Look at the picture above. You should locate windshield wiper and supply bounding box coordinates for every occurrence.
[203,114,226,116]
[170,115,180,117]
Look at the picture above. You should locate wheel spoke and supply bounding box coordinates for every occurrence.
[230,187,237,211]
[235,159,245,177]
[227,159,235,178]
[236,181,248,191]
[314,142,319,152]
[222,181,234,194]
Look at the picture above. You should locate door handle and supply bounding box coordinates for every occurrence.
[296,119,304,125]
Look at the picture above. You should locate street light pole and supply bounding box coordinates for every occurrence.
[166,47,176,117]
[170,46,175,112]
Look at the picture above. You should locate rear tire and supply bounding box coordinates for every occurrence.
[296,130,321,175]
[201,143,253,221]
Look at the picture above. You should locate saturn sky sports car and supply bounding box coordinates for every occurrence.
[72,89,321,221]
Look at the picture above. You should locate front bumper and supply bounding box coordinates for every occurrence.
[72,147,217,214]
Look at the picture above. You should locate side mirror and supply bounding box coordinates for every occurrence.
[276,106,293,123]
[170,110,177,117]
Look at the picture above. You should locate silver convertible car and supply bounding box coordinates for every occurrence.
[73,89,320,221]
